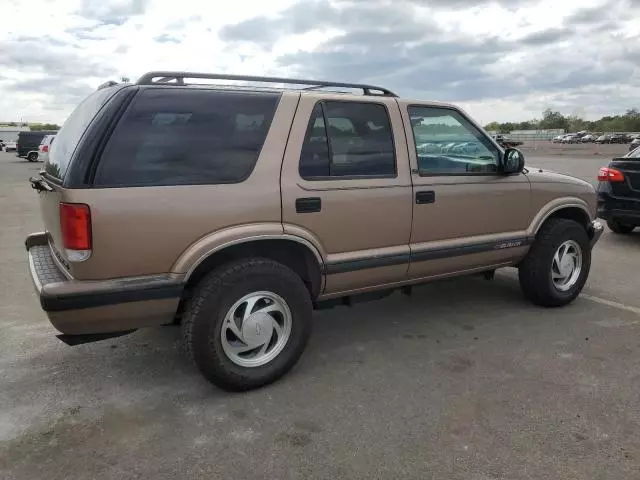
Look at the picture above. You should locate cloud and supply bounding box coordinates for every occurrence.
[154,34,180,43]
[0,0,639,125]
[519,27,574,45]
[77,0,149,25]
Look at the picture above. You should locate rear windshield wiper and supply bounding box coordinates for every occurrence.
[29,176,54,192]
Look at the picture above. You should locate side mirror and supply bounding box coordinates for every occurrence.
[503,148,525,174]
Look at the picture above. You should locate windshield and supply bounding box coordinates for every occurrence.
[45,87,118,180]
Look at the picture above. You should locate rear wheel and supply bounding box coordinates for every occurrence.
[182,258,312,391]
[606,218,635,234]
[27,152,38,162]
[518,218,591,307]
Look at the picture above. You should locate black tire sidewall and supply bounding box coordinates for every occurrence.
[542,223,591,303]
[189,261,312,390]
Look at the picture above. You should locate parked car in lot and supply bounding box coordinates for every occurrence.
[561,134,580,144]
[580,134,597,143]
[609,133,629,144]
[552,135,565,143]
[492,134,523,148]
[628,138,640,152]
[25,71,603,391]
[595,135,611,144]
[17,130,58,159]
[597,145,640,234]
[35,134,56,164]
[4,140,17,152]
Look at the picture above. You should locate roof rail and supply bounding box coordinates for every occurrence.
[136,71,398,97]
[97,80,119,90]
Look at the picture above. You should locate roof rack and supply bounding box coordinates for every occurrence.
[135,71,398,97]
[97,80,119,90]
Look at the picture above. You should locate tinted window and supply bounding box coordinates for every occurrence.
[299,101,396,179]
[45,88,116,180]
[94,89,279,187]
[408,106,500,175]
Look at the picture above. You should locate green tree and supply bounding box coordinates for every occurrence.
[539,109,568,130]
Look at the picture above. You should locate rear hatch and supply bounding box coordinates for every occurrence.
[38,86,122,273]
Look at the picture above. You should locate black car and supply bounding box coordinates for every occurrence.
[608,133,629,144]
[16,130,57,158]
[597,146,640,234]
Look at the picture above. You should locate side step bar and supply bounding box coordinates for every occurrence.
[57,329,137,346]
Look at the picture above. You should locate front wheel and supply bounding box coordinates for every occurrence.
[519,218,591,307]
[182,258,313,391]
[607,218,635,234]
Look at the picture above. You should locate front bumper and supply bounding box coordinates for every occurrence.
[26,232,183,335]
[588,220,604,248]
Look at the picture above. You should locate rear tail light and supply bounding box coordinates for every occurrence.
[60,203,92,261]
[598,167,625,182]
[42,145,49,153]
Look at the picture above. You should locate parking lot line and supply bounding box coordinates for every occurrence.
[582,293,640,317]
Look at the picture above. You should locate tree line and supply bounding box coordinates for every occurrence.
[0,122,61,130]
[485,109,640,134]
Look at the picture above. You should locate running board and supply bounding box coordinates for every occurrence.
[56,329,137,346]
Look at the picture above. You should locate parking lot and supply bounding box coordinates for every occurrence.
[1,146,639,479]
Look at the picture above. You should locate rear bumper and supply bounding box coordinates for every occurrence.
[597,208,640,224]
[597,191,640,225]
[26,232,183,335]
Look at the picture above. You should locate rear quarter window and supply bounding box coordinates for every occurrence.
[45,88,117,180]
[93,88,280,187]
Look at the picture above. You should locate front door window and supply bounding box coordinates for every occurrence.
[408,106,501,175]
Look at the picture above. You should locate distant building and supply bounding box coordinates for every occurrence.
[0,126,30,143]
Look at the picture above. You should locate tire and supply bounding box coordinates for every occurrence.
[606,218,635,234]
[27,152,38,162]
[518,218,591,307]
[182,258,312,391]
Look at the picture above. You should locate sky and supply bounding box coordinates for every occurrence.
[1,0,638,125]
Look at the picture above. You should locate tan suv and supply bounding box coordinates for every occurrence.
[26,72,603,391]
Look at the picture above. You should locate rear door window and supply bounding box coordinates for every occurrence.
[93,88,280,187]
[299,101,396,179]
[45,88,117,180]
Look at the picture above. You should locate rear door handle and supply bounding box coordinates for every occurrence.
[296,197,322,213]
[415,191,435,204]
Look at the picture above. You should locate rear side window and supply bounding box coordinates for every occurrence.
[45,88,116,180]
[93,89,280,187]
[299,101,396,179]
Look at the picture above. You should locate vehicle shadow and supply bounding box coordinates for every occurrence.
[11,268,607,417]
[605,230,640,245]
[10,273,531,394]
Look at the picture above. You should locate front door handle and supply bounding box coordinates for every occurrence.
[296,197,322,213]
[415,191,435,204]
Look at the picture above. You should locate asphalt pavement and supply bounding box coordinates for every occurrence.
[1,149,639,479]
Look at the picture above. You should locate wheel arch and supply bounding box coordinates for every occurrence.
[182,236,325,301]
[529,200,592,237]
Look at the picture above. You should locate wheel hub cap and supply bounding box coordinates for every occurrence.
[241,312,274,346]
[551,240,583,292]
[221,291,292,368]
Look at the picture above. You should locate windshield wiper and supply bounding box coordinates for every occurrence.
[29,176,54,192]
